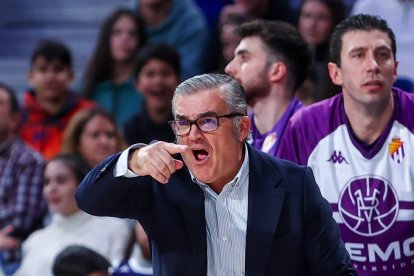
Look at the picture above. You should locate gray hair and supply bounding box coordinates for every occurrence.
[172,73,247,116]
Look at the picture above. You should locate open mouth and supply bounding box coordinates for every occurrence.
[192,149,209,162]
[49,198,61,205]
[150,90,164,96]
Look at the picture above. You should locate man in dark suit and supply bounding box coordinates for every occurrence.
[76,73,356,275]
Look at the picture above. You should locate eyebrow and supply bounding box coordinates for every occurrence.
[175,111,219,120]
[348,45,392,54]
[348,47,364,54]
[235,49,249,57]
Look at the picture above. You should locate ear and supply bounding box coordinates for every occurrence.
[269,62,287,83]
[328,62,343,86]
[238,116,251,142]
[393,59,399,83]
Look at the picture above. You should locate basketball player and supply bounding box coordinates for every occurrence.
[225,19,311,156]
[278,14,414,276]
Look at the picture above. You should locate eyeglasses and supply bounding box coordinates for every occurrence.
[169,113,245,136]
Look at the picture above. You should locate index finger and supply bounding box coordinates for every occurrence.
[162,142,189,155]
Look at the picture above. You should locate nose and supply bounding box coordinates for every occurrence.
[366,51,380,72]
[153,73,164,85]
[225,59,236,77]
[187,123,202,141]
[309,16,318,27]
[43,182,56,195]
[119,30,131,39]
[45,69,56,80]
[98,134,112,145]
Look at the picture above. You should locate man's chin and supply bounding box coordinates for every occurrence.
[189,169,212,183]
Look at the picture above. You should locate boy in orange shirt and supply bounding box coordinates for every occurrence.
[20,39,95,159]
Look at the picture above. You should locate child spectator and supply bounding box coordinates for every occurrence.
[112,222,152,276]
[20,39,95,160]
[15,154,130,276]
[53,245,111,276]
[82,9,146,126]
[123,44,179,145]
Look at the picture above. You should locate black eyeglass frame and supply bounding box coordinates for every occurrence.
[169,112,246,136]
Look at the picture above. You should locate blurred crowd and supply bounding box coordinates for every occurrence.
[0,0,413,275]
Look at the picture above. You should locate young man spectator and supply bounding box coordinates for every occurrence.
[20,39,95,159]
[278,14,413,276]
[123,43,180,145]
[0,83,46,275]
[225,19,312,156]
[76,73,356,275]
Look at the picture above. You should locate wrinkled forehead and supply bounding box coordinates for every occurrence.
[173,89,227,119]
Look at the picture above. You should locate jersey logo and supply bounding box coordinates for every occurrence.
[327,150,349,164]
[338,175,399,236]
[388,137,405,163]
[261,132,277,153]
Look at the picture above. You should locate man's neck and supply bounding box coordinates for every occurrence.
[251,88,292,134]
[344,93,394,144]
[140,0,171,27]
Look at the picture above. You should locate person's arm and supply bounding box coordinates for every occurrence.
[1,156,46,240]
[75,142,188,220]
[302,167,356,275]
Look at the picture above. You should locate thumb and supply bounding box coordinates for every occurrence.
[174,159,184,170]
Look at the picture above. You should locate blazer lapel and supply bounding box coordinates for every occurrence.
[245,148,285,276]
[173,169,207,275]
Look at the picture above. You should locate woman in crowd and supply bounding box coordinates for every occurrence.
[61,107,125,169]
[297,0,345,104]
[15,154,131,276]
[216,11,253,73]
[82,8,146,126]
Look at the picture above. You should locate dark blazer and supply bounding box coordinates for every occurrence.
[76,145,356,276]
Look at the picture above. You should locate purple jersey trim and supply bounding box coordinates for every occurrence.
[332,201,414,211]
[399,201,414,209]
